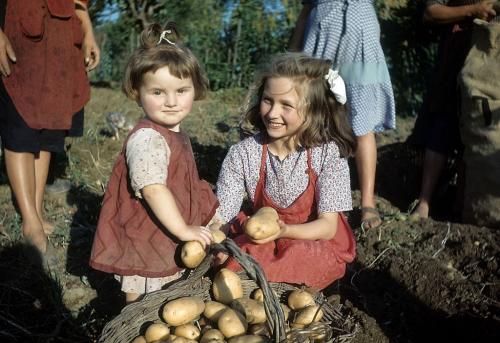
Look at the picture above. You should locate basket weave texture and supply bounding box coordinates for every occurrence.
[98,239,356,343]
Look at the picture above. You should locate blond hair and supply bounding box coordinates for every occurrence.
[240,52,357,158]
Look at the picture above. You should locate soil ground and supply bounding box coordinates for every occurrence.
[0,86,499,343]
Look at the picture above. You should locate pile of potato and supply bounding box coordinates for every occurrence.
[131,268,328,343]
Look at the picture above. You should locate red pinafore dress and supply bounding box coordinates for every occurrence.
[225,141,356,289]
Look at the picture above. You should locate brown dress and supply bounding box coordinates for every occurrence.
[3,0,90,130]
[89,119,219,278]
[224,139,356,290]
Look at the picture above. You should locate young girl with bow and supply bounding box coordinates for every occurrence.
[216,52,357,291]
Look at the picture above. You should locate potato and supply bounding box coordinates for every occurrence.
[228,335,272,343]
[170,338,188,343]
[200,329,225,343]
[181,241,207,268]
[213,268,243,305]
[291,305,323,328]
[287,290,315,311]
[309,323,332,342]
[162,296,205,326]
[132,336,147,343]
[204,301,230,322]
[198,317,216,329]
[145,323,171,342]
[218,308,248,339]
[211,228,227,243]
[280,303,291,322]
[251,288,278,302]
[248,323,270,337]
[231,297,266,324]
[244,207,280,240]
[174,324,200,340]
[252,289,264,302]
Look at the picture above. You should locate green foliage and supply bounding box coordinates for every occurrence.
[375,0,440,117]
[89,0,439,117]
[89,0,301,90]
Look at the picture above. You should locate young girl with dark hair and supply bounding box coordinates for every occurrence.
[89,21,221,305]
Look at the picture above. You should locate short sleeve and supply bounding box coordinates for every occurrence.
[314,142,352,213]
[126,128,170,198]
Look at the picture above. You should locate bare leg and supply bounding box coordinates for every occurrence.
[34,150,56,234]
[125,292,144,306]
[414,149,447,218]
[355,131,381,228]
[4,149,49,251]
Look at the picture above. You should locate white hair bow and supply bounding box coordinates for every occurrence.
[157,30,174,45]
[325,69,347,105]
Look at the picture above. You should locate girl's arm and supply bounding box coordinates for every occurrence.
[141,184,214,249]
[289,3,312,52]
[251,212,338,245]
[423,1,496,24]
[74,0,101,71]
[127,129,213,248]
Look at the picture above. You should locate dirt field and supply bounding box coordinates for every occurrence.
[0,86,499,343]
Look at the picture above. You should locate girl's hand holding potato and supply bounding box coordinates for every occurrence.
[247,219,286,245]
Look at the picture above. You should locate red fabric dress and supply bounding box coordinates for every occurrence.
[224,141,356,290]
[89,119,219,278]
[3,0,90,130]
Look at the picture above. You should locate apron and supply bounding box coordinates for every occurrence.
[225,138,356,289]
[90,120,219,278]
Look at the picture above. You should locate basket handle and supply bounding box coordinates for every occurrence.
[208,238,287,343]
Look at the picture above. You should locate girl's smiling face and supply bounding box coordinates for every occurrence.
[260,77,303,149]
[138,66,195,131]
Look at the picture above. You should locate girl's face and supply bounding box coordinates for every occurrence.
[138,66,195,131]
[260,77,303,147]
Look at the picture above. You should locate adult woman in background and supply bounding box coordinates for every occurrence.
[407,0,498,220]
[290,0,396,230]
[0,0,100,266]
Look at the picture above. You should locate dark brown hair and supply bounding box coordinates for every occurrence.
[123,21,208,102]
[240,52,357,158]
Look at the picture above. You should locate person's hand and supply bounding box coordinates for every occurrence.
[82,33,100,72]
[248,218,286,245]
[178,225,214,249]
[473,1,497,21]
[0,28,16,77]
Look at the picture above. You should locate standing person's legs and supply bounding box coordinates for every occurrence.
[34,150,55,231]
[355,131,382,229]
[4,149,52,251]
[1,81,59,265]
[412,149,447,219]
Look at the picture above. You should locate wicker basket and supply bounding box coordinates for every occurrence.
[97,239,357,343]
